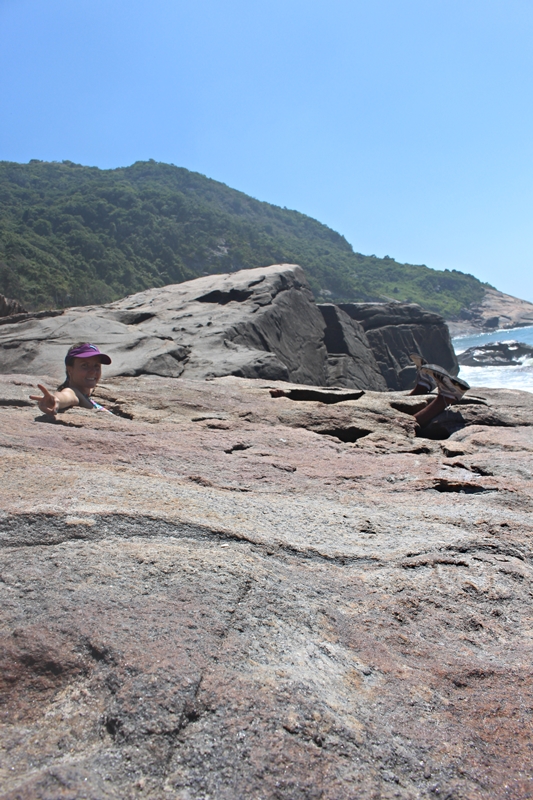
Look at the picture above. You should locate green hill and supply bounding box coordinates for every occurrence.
[0,159,489,316]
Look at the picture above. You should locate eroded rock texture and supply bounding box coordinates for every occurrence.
[1,373,532,799]
[0,266,452,392]
[0,294,26,318]
[448,287,533,338]
[0,266,332,386]
[338,302,459,390]
[318,304,386,391]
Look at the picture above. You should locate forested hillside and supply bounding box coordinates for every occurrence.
[0,159,488,316]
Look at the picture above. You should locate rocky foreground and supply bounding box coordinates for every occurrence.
[1,372,532,799]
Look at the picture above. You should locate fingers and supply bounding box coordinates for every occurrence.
[40,400,58,415]
[30,384,58,414]
[30,384,52,400]
[38,384,54,398]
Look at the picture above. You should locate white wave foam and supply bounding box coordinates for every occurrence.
[453,325,533,392]
[457,365,533,393]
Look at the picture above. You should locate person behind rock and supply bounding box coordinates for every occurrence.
[408,354,470,428]
[30,342,112,416]
[408,353,436,396]
[270,353,470,431]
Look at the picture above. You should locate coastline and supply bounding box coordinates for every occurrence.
[452,324,533,393]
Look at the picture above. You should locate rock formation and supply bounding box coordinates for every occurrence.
[1,371,532,799]
[317,303,387,390]
[449,287,533,337]
[338,302,458,390]
[458,340,533,367]
[0,293,26,318]
[0,265,460,393]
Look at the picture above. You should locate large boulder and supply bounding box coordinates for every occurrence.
[0,293,26,317]
[317,304,386,390]
[0,265,384,391]
[339,301,459,389]
[0,265,329,385]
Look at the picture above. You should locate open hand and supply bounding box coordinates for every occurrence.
[29,384,59,415]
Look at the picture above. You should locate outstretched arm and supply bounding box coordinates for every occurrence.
[29,384,80,415]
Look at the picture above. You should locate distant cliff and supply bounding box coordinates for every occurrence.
[0,159,487,317]
[447,287,533,336]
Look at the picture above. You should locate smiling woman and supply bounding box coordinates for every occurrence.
[30,342,113,415]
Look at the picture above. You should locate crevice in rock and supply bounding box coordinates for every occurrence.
[272,387,364,404]
[445,461,494,477]
[104,715,122,740]
[0,398,33,407]
[107,405,134,420]
[455,396,489,406]
[469,464,494,477]
[0,309,64,326]
[430,479,493,494]
[84,639,116,664]
[116,311,157,325]
[196,288,254,304]
[177,674,205,731]
[449,668,495,688]
[224,442,253,454]
[401,556,470,569]
[416,413,467,440]
[313,426,372,443]
[445,542,527,562]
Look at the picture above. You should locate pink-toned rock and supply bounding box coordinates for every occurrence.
[448,287,533,336]
[1,374,532,799]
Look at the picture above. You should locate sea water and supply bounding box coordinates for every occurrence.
[453,325,533,393]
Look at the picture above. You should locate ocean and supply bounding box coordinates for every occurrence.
[453,325,533,393]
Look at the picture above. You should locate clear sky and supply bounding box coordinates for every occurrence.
[1,0,532,301]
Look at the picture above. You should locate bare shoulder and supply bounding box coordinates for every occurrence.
[56,387,82,410]
[68,387,96,409]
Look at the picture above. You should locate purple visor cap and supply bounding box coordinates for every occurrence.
[66,343,112,365]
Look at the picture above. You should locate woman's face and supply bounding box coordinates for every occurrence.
[67,356,102,393]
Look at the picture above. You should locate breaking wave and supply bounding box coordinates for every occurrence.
[453,325,533,393]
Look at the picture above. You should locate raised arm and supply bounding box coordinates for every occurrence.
[30,384,80,416]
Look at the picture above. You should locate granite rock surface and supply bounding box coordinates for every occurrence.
[0,265,375,389]
[1,372,532,799]
[448,288,533,338]
[317,304,387,391]
[338,302,458,389]
[0,266,453,392]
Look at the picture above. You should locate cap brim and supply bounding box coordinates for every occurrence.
[73,352,112,364]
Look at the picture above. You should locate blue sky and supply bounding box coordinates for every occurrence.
[1,0,532,301]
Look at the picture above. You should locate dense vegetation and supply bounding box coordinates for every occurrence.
[0,159,489,317]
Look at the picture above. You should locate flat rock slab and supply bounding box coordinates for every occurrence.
[1,375,533,799]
